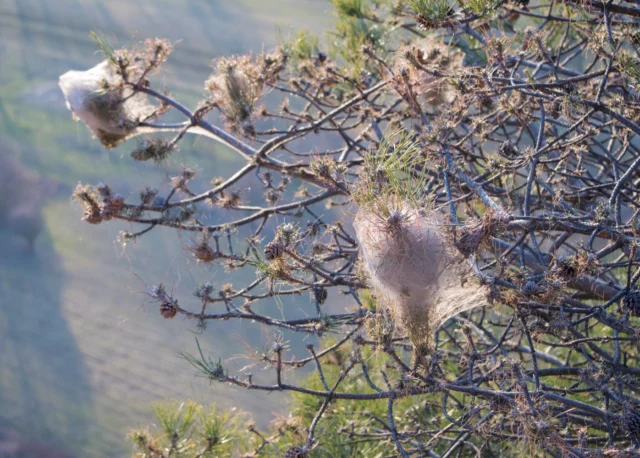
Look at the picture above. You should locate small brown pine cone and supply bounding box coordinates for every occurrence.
[522,280,538,296]
[265,188,280,204]
[498,140,518,158]
[160,303,177,319]
[557,256,578,279]
[623,405,640,440]
[625,291,640,317]
[313,287,328,305]
[192,243,217,263]
[264,240,284,260]
[83,209,102,224]
[455,225,483,257]
[414,15,432,31]
[284,446,307,458]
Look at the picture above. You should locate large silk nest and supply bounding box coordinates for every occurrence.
[59,60,156,148]
[354,205,488,348]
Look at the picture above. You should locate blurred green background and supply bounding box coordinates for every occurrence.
[0,1,333,456]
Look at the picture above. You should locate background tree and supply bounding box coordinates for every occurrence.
[59,0,640,455]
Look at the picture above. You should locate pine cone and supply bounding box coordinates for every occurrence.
[623,405,640,439]
[414,15,432,31]
[625,291,640,317]
[522,280,538,296]
[313,287,328,305]
[455,224,484,257]
[498,140,518,158]
[264,240,284,260]
[160,303,177,319]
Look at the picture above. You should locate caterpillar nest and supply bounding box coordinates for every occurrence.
[59,60,156,148]
[354,204,488,348]
[398,35,465,107]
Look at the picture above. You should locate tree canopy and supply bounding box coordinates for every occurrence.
[60,0,640,455]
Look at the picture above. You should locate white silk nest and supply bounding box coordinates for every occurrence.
[59,61,156,148]
[354,205,488,348]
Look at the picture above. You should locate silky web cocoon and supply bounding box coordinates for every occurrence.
[59,61,156,148]
[354,205,488,347]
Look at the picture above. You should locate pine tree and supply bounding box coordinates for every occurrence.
[62,0,640,455]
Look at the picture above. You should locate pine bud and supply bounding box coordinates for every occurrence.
[522,280,538,296]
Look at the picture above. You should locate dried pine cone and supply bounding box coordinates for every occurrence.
[160,303,177,319]
[414,15,434,31]
[313,287,328,305]
[455,224,484,257]
[498,140,518,158]
[284,446,308,458]
[265,188,280,204]
[625,291,640,317]
[264,240,284,260]
[623,405,640,440]
[522,280,538,296]
[191,242,217,263]
[557,256,577,278]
